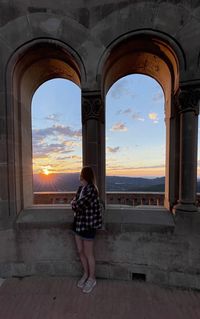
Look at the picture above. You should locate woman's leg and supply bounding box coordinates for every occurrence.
[75,235,89,277]
[83,240,95,279]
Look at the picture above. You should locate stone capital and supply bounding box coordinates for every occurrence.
[82,91,104,124]
[178,88,200,115]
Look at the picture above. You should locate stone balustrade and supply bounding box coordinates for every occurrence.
[106,192,165,206]
[33,191,166,206]
[34,192,75,205]
[33,191,200,207]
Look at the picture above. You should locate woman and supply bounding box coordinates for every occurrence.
[71,166,102,293]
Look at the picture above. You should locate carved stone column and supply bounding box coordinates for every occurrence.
[164,91,180,210]
[174,87,200,212]
[82,91,105,201]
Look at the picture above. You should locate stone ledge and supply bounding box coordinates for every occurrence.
[15,205,175,232]
[15,206,73,229]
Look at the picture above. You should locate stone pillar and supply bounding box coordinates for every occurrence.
[174,87,200,212]
[0,107,10,219]
[82,91,105,202]
[0,89,16,227]
[164,91,180,210]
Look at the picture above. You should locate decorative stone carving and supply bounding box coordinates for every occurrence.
[82,92,104,124]
[178,88,200,115]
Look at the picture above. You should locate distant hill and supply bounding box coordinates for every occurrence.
[33,173,200,192]
[33,173,166,192]
[106,176,165,191]
[33,173,80,192]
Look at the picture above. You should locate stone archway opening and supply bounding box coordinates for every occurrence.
[7,41,82,214]
[102,35,179,210]
[106,73,166,204]
[32,78,82,201]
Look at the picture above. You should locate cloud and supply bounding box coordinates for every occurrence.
[64,141,81,147]
[135,164,165,170]
[132,112,145,121]
[148,113,159,123]
[110,81,135,99]
[33,154,49,159]
[117,108,132,115]
[53,125,81,137]
[107,146,120,153]
[152,92,164,102]
[33,141,75,158]
[149,113,158,120]
[59,149,76,155]
[33,141,80,158]
[106,164,165,171]
[110,122,128,132]
[70,155,81,160]
[32,124,82,144]
[123,108,132,114]
[117,108,144,122]
[44,113,60,122]
[56,155,82,161]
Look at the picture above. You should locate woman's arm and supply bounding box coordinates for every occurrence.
[72,184,97,211]
[71,186,82,212]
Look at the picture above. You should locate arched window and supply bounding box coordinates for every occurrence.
[7,41,82,213]
[106,74,165,205]
[102,35,179,209]
[32,78,81,202]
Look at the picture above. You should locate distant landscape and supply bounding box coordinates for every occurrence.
[33,173,167,192]
[33,173,200,193]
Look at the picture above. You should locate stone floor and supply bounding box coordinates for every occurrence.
[0,276,200,319]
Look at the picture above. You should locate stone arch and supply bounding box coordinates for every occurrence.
[101,34,180,210]
[6,38,84,214]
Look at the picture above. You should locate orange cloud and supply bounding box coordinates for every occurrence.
[107,168,165,177]
[106,164,165,177]
[148,113,159,123]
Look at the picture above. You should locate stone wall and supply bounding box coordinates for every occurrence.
[0,207,199,290]
[0,0,200,290]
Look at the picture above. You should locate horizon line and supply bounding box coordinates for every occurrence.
[33,172,165,178]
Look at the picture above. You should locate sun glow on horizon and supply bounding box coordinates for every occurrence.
[106,167,165,177]
[43,167,50,175]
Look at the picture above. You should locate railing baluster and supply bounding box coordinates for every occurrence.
[34,191,197,208]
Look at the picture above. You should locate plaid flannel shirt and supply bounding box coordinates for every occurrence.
[71,183,102,232]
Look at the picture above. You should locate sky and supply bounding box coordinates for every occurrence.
[32,74,200,178]
[32,79,82,175]
[106,75,165,177]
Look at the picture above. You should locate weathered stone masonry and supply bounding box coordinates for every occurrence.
[0,0,200,290]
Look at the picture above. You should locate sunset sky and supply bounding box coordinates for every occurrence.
[106,75,165,177]
[31,75,200,178]
[32,79,82,175]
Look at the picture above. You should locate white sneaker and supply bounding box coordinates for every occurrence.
[77,274,88,288]
[82,278,96,293]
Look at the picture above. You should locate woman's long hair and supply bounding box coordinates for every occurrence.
[80,166,98,193]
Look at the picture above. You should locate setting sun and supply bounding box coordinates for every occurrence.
[43,168,50,175]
